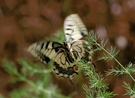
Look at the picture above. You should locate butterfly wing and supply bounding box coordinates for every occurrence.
[27,41,78,80]
[67,40,93,63]
[27,41,62,64]
[27,14,92,80]
[64,14,88,42]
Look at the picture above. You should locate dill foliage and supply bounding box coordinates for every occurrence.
[2,59,69,98]
[82,30,135,98]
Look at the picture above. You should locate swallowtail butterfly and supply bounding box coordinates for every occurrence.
[27,14,93,81]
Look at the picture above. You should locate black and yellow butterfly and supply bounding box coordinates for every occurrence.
[27,14,93,81]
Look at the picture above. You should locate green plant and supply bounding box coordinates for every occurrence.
[77,61,116,98]
[82,30,135,97]
[2,59,69,98]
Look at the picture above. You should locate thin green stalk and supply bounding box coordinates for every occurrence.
[94,39,135,82]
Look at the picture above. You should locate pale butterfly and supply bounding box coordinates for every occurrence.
[27,14,93,82]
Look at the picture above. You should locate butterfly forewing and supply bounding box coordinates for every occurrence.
[64,14,88,42]
[28,41,78,79]
[28,42,62,63]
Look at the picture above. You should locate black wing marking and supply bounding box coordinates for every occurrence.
[27,41,63,64]
[53,62,78,80]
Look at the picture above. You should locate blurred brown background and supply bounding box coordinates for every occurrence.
[0,0,135,98]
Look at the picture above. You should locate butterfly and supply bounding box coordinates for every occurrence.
[27,14,93,81]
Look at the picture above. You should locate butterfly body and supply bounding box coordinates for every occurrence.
[28,14,93,80]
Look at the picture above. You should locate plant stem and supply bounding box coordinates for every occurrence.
[95,42,135,82]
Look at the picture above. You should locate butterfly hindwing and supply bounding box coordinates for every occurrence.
[67,40,93,63]
[64,14,88,42]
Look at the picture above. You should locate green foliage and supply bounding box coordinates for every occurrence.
[2,59,69,98]
[107,63,135,77]
[85,30,135,97]
[123,82,135,96]
[0,94,4,98]
[78,61,116,98]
